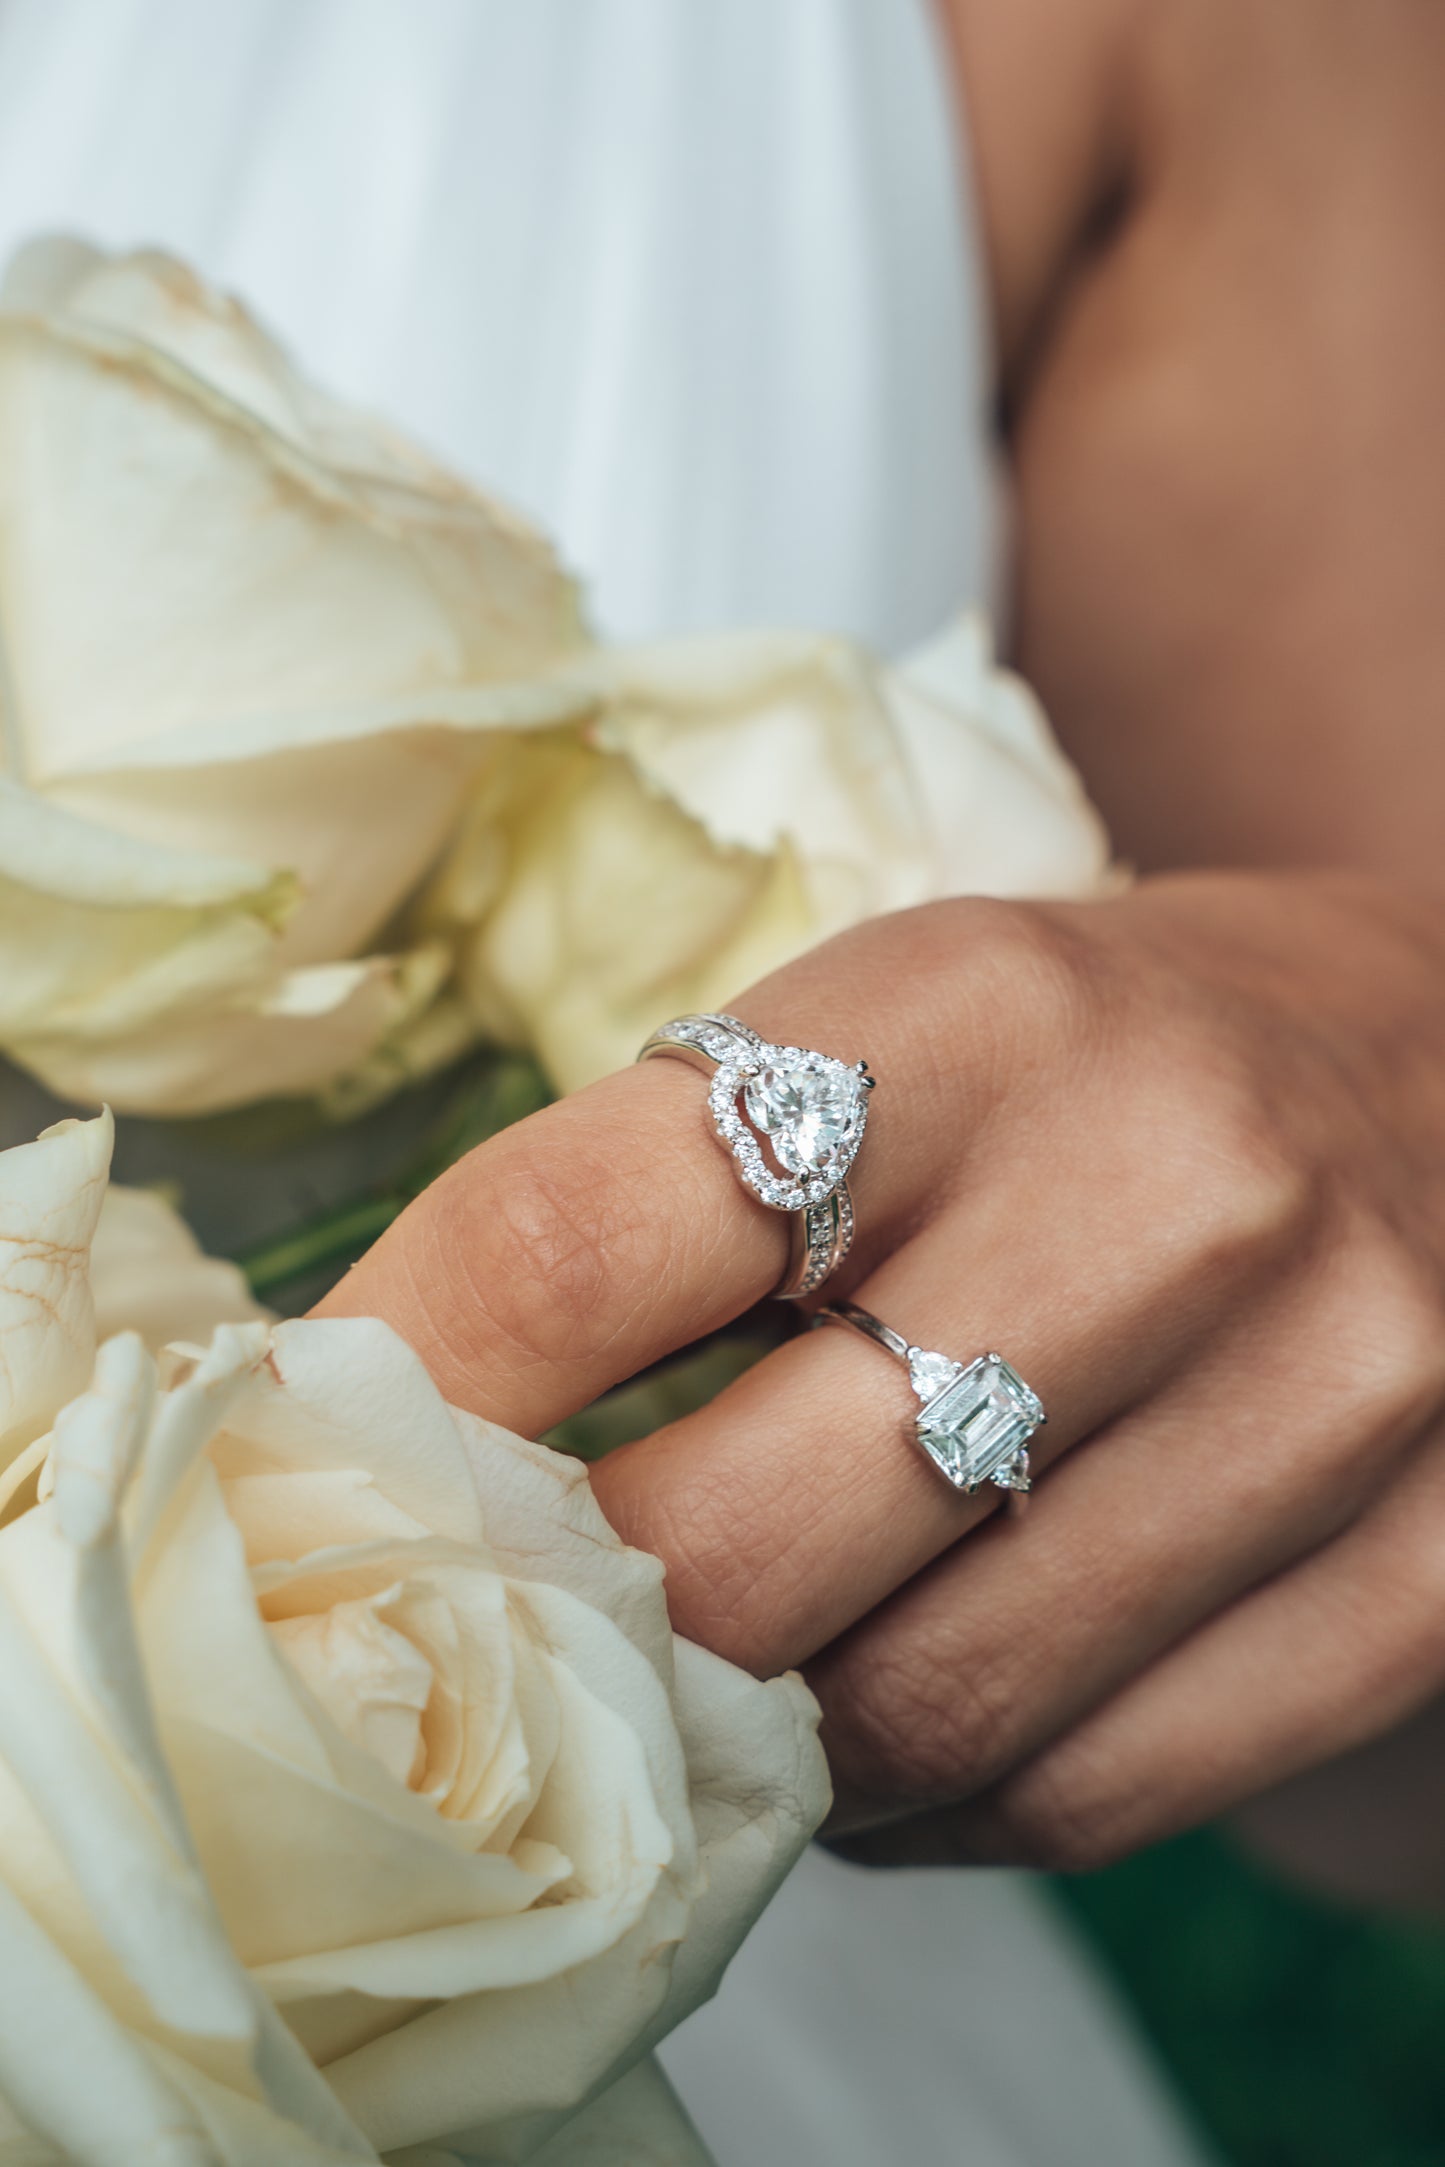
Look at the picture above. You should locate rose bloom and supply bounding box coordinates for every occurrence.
[0,238,583,1116]
[421,615,1115,1092]
[0,1115,827,2164]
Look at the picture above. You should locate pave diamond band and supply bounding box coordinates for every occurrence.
[815,1299,1045,1497]
[637,1012,872,1300]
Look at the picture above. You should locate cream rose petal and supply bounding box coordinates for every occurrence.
[0,311,576,785]
[438,619,1114,1092]
[46,691,581,976]
[0,1109,111,1459]
[887,613,1114,899]
[221,1318,488,1549]
[18,943,453,1117]
[581,632,924,911]
[514,2056,715,2167]
[450,735,816,1090]
[0,779,294,1043]
[0,1873,254,2167]
[247,1555,680,2000]
[0,1129,829,2162]
[0,1334,377,2165]
[451,1420,677,1684]
[320,1432,825,2161]
[0,239,585,1115]
[270,1586,438,1790]
[630,1638,832,2033]
[91,1181,270,1352]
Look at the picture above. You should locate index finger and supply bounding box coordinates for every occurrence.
[314,919,943,1440]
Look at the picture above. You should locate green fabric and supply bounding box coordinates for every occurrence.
[1055,1831,1445,2167]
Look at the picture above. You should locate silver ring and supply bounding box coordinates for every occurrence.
[815,1300,1044,1496]
[637,1011,874,1300]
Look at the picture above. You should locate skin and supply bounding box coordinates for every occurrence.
[321,0,1445,1892]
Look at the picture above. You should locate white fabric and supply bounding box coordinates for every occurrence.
[663,1849,1211,2167]
[0,4,1209,2163]
[0,0,996,650]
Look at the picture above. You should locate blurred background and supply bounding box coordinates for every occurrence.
[1059,1838,1445,2167]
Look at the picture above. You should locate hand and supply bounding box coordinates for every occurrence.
[319,872,1445,1870]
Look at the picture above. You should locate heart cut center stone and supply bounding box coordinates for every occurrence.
[743,1061,863,1178]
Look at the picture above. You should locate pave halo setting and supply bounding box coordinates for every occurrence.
[637,1012,874,1299]
[816,1301,1045,1499]
[709,1047,869,1211]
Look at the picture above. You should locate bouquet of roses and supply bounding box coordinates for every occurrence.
[0,239,1111,2164]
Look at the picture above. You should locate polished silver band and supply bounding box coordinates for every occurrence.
[638,1011,872,1301]
[815,1300,1044,1497]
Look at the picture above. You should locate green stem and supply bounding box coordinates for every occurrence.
[237,1052,552,1303]
[241,1196,404,1300]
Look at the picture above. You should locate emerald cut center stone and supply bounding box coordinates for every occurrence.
[915,1355,1043,1493]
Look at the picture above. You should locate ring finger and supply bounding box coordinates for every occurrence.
[591,1140,1292,1675]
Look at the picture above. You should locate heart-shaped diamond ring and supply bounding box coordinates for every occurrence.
[637,1011,875,1299]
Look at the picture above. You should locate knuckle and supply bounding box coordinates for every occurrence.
[1323,1223,1445,1438]
[967,902,1100,1045]
[1200,1086,1310,1241]
[888,898,1097,1042]
[824,1637,1025,1811]
[1154,1050,1318,1278]
[989,1748,1139,1875]
[440,1125,669,1371]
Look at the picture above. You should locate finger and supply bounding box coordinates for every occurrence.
[591,1088,1307,1674]
[850,1419,1445,1874]
[315,911,965,1438]
[814,1236,1442,1824]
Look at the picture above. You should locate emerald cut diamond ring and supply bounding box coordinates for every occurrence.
[815,1299,1044,1498]
[637,1011,874,1300]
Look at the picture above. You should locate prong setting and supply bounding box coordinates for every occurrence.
[707,1042,869,1211]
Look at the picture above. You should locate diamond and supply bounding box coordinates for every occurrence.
[915,1355,1044,1495]
[743,1061,865,1179]
[704,1037,865,1219]
[908,1348,963,1401]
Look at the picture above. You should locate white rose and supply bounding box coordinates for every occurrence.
[423,614,1115,1091]
[90,1179,272,1351]
[0,1116,827,2163]
[0,239,585,1117]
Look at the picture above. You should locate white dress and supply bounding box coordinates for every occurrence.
[0,4,1212,2161]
